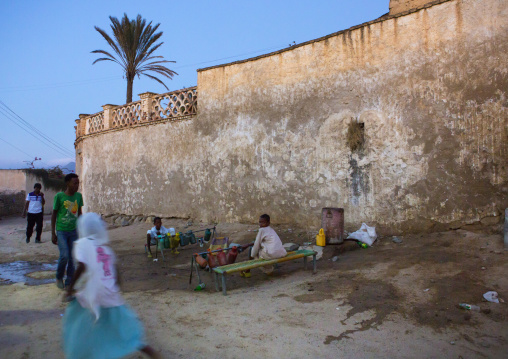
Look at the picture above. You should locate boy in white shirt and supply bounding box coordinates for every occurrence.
[146,217,172,258]
[241,214,287,277]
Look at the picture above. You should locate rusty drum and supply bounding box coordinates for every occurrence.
[321,208,344,244]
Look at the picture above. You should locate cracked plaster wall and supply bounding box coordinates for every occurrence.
[78,0,508,234]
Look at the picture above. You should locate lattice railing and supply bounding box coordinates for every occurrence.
[78,87,197,136]
[152,87,197,121]
[88,112,104,134]
[112,102,143,128]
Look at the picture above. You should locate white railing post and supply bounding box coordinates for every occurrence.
[79,114,90,135]
[102,104,116,130]
[139,92,157,122]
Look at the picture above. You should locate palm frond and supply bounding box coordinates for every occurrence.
[90,49,125,67]
[142,73,170,90]
[93,26,125,64]
[135,43,163,67]
[92,57,123,66]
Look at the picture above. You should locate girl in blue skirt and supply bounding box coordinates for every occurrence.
[62,213,161,359]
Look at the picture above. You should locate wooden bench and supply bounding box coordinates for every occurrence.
[212,249,317,295]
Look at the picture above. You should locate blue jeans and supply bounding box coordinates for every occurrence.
[56,230,78,286]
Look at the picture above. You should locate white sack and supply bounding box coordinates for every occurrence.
[347,223,377,246]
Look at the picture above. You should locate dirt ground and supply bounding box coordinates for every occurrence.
[0,216,507,359]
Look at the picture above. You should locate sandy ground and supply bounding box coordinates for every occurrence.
[0,215,507,359]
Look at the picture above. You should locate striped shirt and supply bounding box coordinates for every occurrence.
[26,192,44,214]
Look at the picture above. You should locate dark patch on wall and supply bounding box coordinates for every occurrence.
[348,157,371,205]
[346,120,365,152]
[0,192,26,216]
[462,71,508,104]
[401,92,506,229]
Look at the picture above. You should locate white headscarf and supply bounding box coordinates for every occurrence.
[74,212,110,320]
[77,212,109,245]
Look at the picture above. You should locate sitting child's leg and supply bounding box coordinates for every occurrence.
[146,232,153,258]
[241,247,253,278]
[260,265,274,275]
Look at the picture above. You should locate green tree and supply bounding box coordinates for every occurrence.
[92,14,177,104]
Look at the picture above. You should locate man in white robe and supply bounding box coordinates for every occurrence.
[242,214,287,277]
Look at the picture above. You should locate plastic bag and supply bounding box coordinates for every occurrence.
[347,223,377,246]
[483,291,499,303]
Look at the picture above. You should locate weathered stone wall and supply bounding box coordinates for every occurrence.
[389,0,436,14]
[0,192,26,217]
[0,170,26,192]
[77,0,508,234]
[0,170,26,216]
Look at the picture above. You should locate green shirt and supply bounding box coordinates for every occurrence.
[53,192,84,232]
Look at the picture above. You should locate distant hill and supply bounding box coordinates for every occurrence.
[61,162,76,174]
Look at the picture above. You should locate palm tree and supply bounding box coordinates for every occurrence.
[92,14,177,104]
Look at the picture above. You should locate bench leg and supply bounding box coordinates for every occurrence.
[221,274,227,296]
[304,256,307,270]
[214,272,219,292]
[189,256,194,285]
[313,254,317,274]
[195,260,202,284]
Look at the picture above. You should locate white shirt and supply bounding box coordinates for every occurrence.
[251,226,287,260]
[147,226,170,244]
[74,238,124,309]
[26,192,44,214]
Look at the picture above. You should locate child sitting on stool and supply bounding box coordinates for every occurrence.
[241,214,287,278]
[146,217,177,257]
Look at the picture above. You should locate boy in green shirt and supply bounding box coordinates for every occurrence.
[51,173,83,289]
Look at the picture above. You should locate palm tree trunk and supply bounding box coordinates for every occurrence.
[126,75,134,104]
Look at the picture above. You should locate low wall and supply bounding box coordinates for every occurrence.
[0,170,26,216]
[0,170,25,193]
[0,170,61,216]
[76,0,508,234]
[0,193,26,217]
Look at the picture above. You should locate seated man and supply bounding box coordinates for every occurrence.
[146,217,174,258]
[241,214,287,277]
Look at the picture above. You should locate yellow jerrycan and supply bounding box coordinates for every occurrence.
[316,228,326,247]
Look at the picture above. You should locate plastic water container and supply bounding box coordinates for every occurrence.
[169,227,176,236]
[226,246,238,264]
[204,228,212,242]
[316,228,326,247]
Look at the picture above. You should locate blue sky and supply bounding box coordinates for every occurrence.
[0,0,388,169]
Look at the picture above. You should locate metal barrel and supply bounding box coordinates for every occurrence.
[321,208,344,245]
